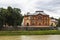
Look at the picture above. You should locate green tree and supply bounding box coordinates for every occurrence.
[7,6,23,26]
[0,6,23,30]
[56,18,60,27]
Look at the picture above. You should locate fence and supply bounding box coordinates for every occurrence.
[1,26,57,31]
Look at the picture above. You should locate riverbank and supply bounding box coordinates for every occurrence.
[0,30,60,36]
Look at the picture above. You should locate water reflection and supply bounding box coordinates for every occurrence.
[0,35,60,40]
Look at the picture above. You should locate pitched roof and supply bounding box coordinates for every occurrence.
[24,11,48,16]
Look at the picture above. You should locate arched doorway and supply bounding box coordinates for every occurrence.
[26,23,29,30]
[26,23,29,26]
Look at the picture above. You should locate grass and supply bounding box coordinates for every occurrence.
[0,30,60,36]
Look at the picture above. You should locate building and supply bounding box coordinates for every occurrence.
[50,17,58,27]
[23,11,50,27]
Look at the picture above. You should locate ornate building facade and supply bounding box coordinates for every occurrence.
[24,11,50,27]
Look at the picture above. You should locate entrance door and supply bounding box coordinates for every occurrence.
[27,23,29,26]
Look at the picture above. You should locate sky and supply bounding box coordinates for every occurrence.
[0,0,60,18]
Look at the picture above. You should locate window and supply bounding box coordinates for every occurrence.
[32,23,34,25]
[45,23,47,25]
[32,22,35,25]
[24,17,29,20]
[39,23,41,25]
[31,17,34,20]
[38,15,42,20]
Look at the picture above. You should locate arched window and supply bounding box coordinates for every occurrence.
[39,23,41,25]
[51,23,53,26]
[38,15,42,20]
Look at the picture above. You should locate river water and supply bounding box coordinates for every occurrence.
[0,35,60,40]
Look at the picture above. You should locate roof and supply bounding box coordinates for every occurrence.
[51,19,58,22]
[24,11,48,16]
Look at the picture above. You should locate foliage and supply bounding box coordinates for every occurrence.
[56,18,60,27]
[0,6,23,30]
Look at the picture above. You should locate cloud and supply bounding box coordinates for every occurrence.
[0,0,60,18]
[35,0,60,18]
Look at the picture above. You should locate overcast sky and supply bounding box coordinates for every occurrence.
[0,0,60,18]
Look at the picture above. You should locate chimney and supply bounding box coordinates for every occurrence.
[36,11,43,13]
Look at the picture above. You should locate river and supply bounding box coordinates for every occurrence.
[0,35,60,40]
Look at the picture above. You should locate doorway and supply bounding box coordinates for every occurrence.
[26,23,29,26]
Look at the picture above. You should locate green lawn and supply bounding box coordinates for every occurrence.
[0,30,60,36]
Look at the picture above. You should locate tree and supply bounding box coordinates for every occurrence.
[0,6,23,30]
[6,6,23,26]
[56,18,60,27]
